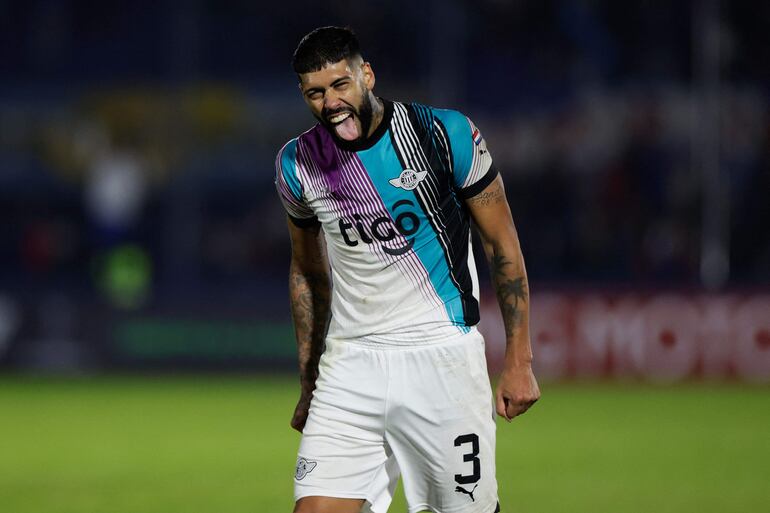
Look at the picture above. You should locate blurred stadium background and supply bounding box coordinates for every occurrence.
[0,1,768,512]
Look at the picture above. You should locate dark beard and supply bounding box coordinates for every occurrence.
[318,94,374,143]
[356,94,374,139]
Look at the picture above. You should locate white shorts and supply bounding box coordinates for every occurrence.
[294,329,499,513]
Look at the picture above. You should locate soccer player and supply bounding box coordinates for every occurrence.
[275,26,540,513]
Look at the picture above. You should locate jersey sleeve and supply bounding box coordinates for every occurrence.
[433,109,498,198]
[274,139,318,227]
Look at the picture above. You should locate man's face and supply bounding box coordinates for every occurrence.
[299,58,375,143]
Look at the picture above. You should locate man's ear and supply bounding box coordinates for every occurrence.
[362,62,375,91]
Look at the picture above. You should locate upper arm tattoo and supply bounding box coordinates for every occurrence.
[467,180,505,207]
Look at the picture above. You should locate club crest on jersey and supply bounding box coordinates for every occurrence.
[389,169,428,190]
[294,458,317,480]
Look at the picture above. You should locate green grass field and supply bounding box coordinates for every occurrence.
[1,375,768,513]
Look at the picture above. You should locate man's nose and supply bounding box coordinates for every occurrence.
[323,91,342,110]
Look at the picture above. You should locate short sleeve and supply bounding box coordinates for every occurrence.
[274,139,318,227]
[433,109,498,198]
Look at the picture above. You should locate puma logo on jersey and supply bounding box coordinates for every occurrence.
[294,458,317,480]
[455,483,478,502]
[389,169,428,190]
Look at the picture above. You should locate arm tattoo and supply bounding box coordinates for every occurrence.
[490,254,528,337]
[467,182,505,207]
[289,267,330,392]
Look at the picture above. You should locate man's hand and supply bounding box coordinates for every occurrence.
[290,392,313,432]
[495,364,540,422]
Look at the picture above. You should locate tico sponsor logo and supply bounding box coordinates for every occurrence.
[338,199,420,256]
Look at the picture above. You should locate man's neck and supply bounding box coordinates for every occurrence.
[366,96,384,139]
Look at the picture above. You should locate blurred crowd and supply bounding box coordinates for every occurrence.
[1,0,768,312]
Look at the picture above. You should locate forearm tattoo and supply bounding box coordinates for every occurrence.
[289,268,330,391]
[490,254,528,337]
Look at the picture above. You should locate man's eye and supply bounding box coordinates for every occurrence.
[335,82,349,90]
[308,91,323,100]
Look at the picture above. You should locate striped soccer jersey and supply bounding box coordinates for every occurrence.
[275,99,497,344]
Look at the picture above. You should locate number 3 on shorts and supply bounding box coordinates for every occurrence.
[454,433,481,484]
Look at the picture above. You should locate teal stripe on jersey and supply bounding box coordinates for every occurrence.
[279,139,302,200]
[431,109,473,188]
[357,136,469,326]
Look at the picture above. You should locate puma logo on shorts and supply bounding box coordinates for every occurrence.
[455,483,479,502]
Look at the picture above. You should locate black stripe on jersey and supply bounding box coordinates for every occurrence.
[389,102,479,325]
[408,106,479,326]
[459,163,499,199]
[432,118,455,177]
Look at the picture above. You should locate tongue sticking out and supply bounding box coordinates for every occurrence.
[334,115,360,141]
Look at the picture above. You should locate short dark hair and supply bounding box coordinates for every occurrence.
[292,26,362,75]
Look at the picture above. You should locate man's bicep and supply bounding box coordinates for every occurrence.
[465,174,517,247]
[287,217,328,272]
